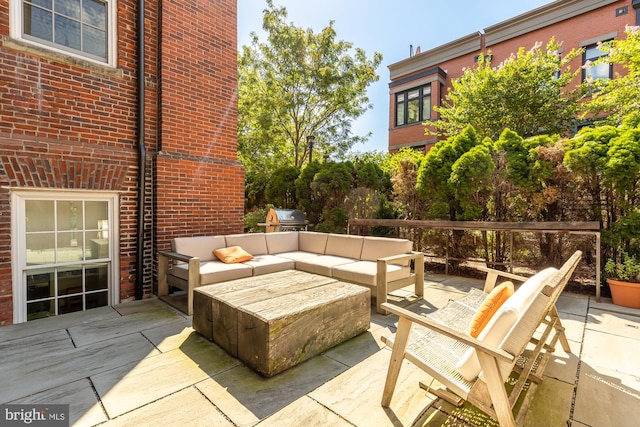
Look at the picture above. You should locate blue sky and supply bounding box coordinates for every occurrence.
[237,0,553,153]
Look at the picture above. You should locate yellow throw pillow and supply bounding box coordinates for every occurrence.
[213,246,253,264]
[469,281,515,338]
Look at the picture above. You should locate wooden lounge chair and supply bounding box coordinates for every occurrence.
[380,251,582,427]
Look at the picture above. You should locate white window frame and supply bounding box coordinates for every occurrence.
[11,189,120,323]
[9,0,118,67]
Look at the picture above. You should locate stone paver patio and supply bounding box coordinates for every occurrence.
[1,274,639,426]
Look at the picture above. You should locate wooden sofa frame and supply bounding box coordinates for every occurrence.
[158,242,424,316]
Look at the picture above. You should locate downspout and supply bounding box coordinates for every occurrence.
[135,0,145,300]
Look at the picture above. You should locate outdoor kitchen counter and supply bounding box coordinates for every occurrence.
[193,270,371,377]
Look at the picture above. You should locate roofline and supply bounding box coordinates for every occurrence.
[388,0,624,80]
[485,0,623,47]
[388,32,482,80]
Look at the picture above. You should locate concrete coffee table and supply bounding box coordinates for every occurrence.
[193,270,370,377]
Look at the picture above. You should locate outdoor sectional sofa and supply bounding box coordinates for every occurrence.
[158,231,424,315]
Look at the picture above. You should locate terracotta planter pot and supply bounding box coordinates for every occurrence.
[606,278,640,309]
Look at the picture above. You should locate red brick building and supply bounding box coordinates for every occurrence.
[0,0,244,325]
[388,0,639,152]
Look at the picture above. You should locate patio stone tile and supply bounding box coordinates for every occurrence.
[101,386,233,427]
[523,377,574,427]
[140,320,195,353]
[543,339,581,384]
[569,421,589,427]
[420,287,465,310]
[556,293,589,317]
[0,333,159,403]
[430,398,499,426]
[254,395,352,427]
[0,306,118,341]
[586,308,640,340]
[572,363,640,427]
[198,354,347,426]
[8,378,107,427]
[68,306,183,347]
[558,311,587,343]
[92,332,239,418]
[413,405,456,426]
[590,299,640,318]
[322,329,385,367]
[309,349,434,427]
[431,276,485,294]
[112,297,182,316]
[0,329,74,371]
[581,328,640,377]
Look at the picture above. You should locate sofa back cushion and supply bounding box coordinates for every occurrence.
[325,234,364,259]
[265,231,299,254]
[172,236,226,262]
[299,231,328,254]
[360,237,412,262]
[224,233,268,256]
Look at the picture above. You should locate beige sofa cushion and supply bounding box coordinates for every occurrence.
[332,261,411,287]
[265,231,299,254]
[325,234,364,259]
[275,251,321,261]
[173,236,226,262]
[224,233,268,255]
[360,237,412,262]
[299,231,328,254]
[244,255,295,276]
[295,255,356,277]
[172,260,252,285]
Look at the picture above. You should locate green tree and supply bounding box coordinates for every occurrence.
[431,39,582,140]
[238,1,382,171]
[417,126,489,220]
[311,162,354,209]
[295,161,323,225]
[564,114,640,254]
[265,165,300,208]
[583,26,640,124]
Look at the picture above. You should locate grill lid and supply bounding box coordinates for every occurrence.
[267,208,308,225]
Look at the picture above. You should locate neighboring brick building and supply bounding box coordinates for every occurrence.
[388,0,640,152]
[0,0,244,325]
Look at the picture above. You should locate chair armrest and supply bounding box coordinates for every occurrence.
[158,250,195,263]
[377,251,423,265]
[376,251,424,314]
[381,302,514,363]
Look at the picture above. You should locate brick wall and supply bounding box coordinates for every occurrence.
[0,0,242,325]
[154,0,244,254]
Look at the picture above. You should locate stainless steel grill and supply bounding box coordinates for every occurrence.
[264,208,308,232]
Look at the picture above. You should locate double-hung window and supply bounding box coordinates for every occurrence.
[582,43,612,82]
[395,85,431,127]
[11,0,116,65]
[11,190,120,323]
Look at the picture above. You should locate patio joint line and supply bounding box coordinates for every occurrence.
[192,384,237,426]
[65,328,77,348]
[567,295,591,424]
[87,376,109,422]
[306,394,357,427]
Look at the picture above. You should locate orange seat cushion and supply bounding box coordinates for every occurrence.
[469,281,515,338]
[213,246,254,264]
